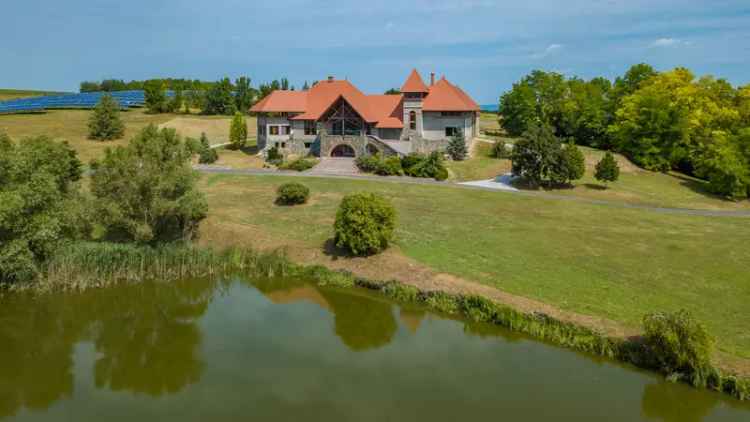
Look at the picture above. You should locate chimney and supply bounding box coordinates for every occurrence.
[430,72,435,86]
[327,76,334,83]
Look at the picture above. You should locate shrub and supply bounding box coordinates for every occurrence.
[595,151,620,186]
[492,141,511,159]
[89,125,208,243]
[643,310,714,386]
[406,151,448,181]
[198,133,218,164]
[355,154,382,173]
[88,94,125,141]
[280,158,317,172]
[276,182,310,205]
[375,156,404,176]
[446,130,468,161]
[333,193,396,256]
[229,112,248,149]
[266,146,283,165]
[400,153,424,170]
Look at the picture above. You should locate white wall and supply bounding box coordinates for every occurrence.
[422,112,474,141]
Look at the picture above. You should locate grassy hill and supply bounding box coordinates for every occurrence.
[0,89,69,101]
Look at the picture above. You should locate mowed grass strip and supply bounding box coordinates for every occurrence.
[199,173,750,359]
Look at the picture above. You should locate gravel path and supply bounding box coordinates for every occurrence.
[196,166,750,218]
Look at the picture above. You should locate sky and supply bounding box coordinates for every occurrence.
[1,0,749,104]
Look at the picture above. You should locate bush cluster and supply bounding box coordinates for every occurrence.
[266,146,283,166]
[276,182,310,205]
[333,193,396,256]
[492,141,511,159]
[356,152,448,181]
[595,151,620,185]
[279,157,318,172]
[446,131,468,161]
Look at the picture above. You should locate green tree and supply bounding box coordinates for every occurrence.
[89,125,208,243]
[88,94,125,141]
[229,112,248,149]
[144,80,168,113]
[384,88,401,95]
[446,130,468,160]
[594,151,620,187]
[334,193,397,256]
[203,78,236,115]
[0,134,85,283]
[551,142,585,185]
[559,78,613,148]
[498,79,537,137]
[611,63,658,107]
[234,76,254,111]
[169,88,184,113]
[510,123,561,187]
[499,70,567,137]
[198,132,218,164]
[692,132,749,200]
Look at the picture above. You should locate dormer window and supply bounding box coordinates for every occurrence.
[409,111,417,131]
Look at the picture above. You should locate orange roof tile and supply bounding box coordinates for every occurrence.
[249,72,477,126]
[400,69,429,93]
[249,90,307,113]
[422,77,480,112]
[367,95,404,129]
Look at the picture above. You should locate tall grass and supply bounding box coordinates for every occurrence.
[37,242,291,291]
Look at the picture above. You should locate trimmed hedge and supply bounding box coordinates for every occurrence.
[333,192,396,256]
[276,182,310,205]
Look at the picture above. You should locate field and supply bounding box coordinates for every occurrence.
[0,109,174,163]
[197,173,750,368]
[159,115,258,145]
[0,89,68,101]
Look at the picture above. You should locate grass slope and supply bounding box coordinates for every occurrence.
[199,173,750,360]
[0,89,68,101]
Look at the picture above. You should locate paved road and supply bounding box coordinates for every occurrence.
[196,166,750,218]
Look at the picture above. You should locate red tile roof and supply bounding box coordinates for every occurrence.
[423,77,480,112]
[400,69,429,93]
[249,71,477,127]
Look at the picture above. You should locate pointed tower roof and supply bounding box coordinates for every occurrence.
[400,69,429,93]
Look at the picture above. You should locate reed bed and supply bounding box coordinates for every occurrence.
[36,242,292,291]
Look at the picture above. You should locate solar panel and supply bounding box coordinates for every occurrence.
[0,90,170,114]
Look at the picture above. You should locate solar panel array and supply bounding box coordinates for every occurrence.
[0,90,173,114]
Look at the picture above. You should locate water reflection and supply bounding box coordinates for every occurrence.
[0,278,216,418]
[1,277,750,421]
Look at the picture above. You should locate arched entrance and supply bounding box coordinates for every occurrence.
[366,144,380,156]
[331,144,356,158]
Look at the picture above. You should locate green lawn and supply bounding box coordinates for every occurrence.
[199,173,750,362]
[447,141,511,181]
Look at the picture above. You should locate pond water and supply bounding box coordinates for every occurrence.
[2,277,749,421]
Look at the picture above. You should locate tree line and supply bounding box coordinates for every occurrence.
[499,64,750,199]
[81,76,299,116]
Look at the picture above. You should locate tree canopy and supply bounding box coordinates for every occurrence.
[89,125,208,243]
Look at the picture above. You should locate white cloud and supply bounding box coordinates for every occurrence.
[531,44,563,59]
[649,37,691,48]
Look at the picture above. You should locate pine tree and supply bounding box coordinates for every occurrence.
[229,112,248,149]
[88,94,125,141]
[595,151,620,187]
[144,80,168,113]
[198,132,218,164]
[446,130,468,161]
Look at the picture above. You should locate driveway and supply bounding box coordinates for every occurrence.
[309,158,359,175]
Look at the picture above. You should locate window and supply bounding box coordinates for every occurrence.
[445,127,460,137]
[304,142,312,148]
[274,142,280,148]
[270,126,279,135]
[281,142,286,148]
[441,111,461,117]
[304,120,317,135]
[409,111,417,131]
[280,126,290,135]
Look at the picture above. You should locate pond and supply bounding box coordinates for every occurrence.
[1,277,749,421]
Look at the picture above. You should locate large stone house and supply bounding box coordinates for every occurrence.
[250,69,480,157]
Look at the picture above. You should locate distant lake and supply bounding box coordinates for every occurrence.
[481,104,498,112]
